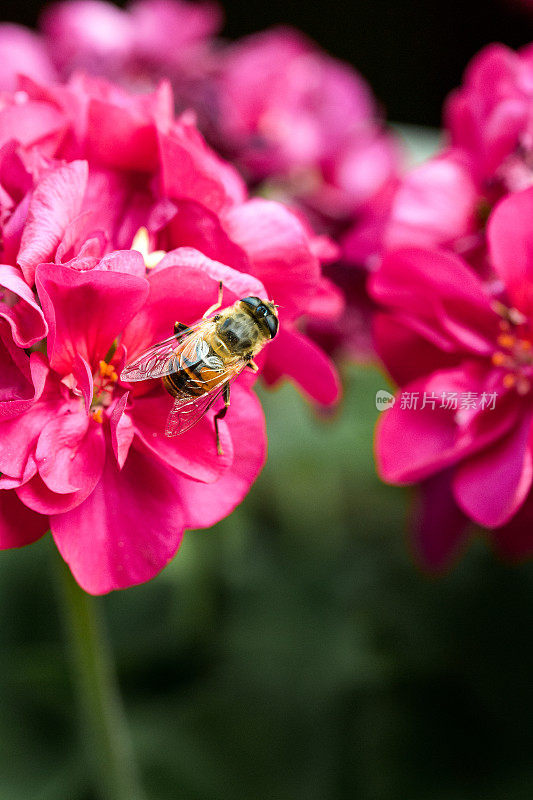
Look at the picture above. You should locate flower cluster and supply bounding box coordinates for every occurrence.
[370,44,533,566]
[0,71,339,593]
[0,0,402,360]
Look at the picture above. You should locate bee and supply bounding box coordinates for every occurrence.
[121,283,279,454]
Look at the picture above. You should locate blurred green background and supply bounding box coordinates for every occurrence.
[2,360,533,800]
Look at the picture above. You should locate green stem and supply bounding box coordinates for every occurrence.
[56,554,146,800]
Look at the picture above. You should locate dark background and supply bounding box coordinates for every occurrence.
[2,0,533,124]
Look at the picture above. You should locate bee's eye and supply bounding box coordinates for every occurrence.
[241,296,261,310]
[256,304,268,316]
[266,314,279,338]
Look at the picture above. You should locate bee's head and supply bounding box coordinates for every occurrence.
[240,296,279,339]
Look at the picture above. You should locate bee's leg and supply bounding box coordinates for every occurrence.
[203,281,224,319]
[174,322,189,336]
[246,359,259,373]
[214,382,230,455]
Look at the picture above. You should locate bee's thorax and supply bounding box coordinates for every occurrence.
[213,306,267,357]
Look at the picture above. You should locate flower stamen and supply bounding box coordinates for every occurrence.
[131,227,166,270]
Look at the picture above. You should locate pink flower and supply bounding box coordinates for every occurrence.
[445,44,533,185]
[382,44,533,273]
[0,72,340,592]
[382,152,479,254]
[1,250,267,594]
[0,24,58,93]
[40,0,221,85]
[369,187,533,565]
[216,27,398,213]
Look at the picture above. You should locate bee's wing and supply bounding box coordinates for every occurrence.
[121,321,206,382]
[165,360,246,438]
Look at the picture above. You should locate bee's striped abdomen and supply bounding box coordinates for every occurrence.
[162,338,223,398]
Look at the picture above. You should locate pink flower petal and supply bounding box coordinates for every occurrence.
[2,192,31,266]
[0,344,48,420]
[36,262,149,375]
[35,411,105,495]
[376,369,519,484]
[109,392,134,469]
[306,276,345,320]
[158,121,245,215]
[50,446,186,594]
[0,100,66,157]
[223,199,321,316]
[445,44,529,178]
[385,155,478,250]
[487,187,533,316]
[0,23,57,92]
[411,470,471,571]
[453,411,533,528]
[16,472,92,515]
[0,366,61,482]
[71,353,94,414]
[0,140,32,203]
[0,264,47,347]
[18,161,89,285]
[373,312,462,387]
[0,489,49,548]
[55,211,106,267]
[262,325,340,406]
[163,199,250,272]
[97,249,146,277]
[86,96,160,172]
[369,248,499,356]
[131,389,233,482]
[130,0,223,60]
[41,0,133,76]
[178,384,266,528]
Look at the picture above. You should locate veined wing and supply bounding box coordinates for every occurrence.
[121,320,207,382]
[165,360,247,437]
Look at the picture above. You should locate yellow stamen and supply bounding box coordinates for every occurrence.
[492,352,506,366]
[503,374,516,389]
[98,361,118,382]
[92,408,104,424]
[497,333,516,349]
[131,226,150,258]
[519,339,532,350]
[144,250,166,269]
[131,227,166,269]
